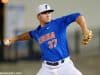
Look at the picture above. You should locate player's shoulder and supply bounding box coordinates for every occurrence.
[29,25,40,34]
[53,12,81,21]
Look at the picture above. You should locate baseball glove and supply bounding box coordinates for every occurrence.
[81,30,93,45]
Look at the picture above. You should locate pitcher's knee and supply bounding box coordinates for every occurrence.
[77,71,83,75]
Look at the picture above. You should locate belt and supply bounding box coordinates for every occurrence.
[46,60,64,66]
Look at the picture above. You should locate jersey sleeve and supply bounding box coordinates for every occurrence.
[57,13,81,28]
[29,30,37,41]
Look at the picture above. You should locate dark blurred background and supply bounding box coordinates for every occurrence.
[0,0,100,75]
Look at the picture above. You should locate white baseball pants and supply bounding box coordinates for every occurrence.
[37,57,82,75]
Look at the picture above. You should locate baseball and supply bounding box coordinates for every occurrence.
[4,40,10,46]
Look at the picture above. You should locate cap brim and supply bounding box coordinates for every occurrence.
[38,10,54,15]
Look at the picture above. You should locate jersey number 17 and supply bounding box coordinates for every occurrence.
[48,38,57,49]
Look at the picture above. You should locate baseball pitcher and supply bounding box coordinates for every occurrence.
[3,3,93,75]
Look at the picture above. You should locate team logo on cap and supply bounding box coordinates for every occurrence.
[45,4,48,9]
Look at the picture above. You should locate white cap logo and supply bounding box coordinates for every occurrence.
[37,3,54,15]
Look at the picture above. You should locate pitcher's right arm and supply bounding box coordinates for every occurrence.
[4,32,31,46]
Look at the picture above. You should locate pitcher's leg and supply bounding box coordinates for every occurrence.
[57,59,82,75]
[36,64,54,75]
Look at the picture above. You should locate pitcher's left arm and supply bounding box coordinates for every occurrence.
[76,15,93,45]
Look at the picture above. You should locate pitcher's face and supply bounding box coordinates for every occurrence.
[37,11,52,23]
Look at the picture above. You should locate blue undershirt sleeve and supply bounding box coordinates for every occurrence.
[29,30,37,41]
